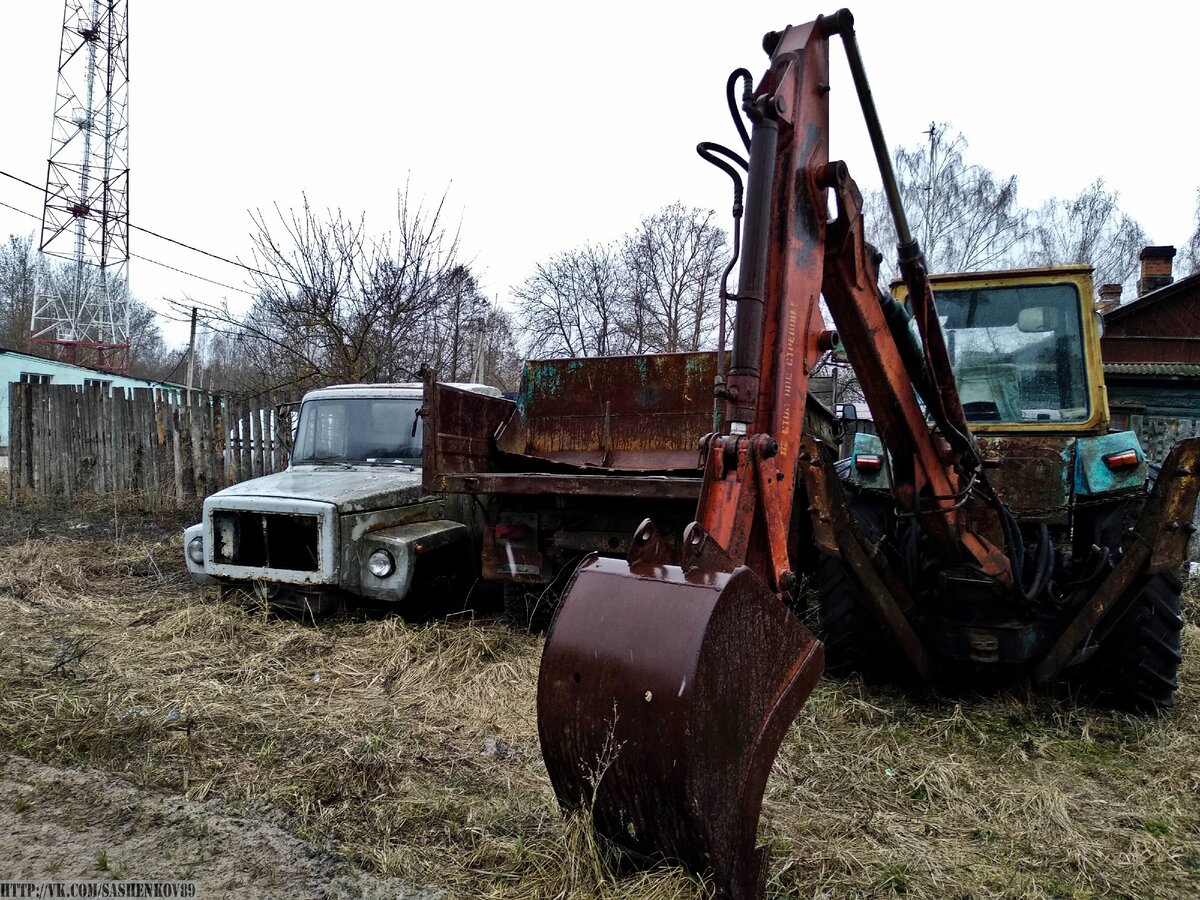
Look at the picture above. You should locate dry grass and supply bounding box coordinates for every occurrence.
[0,500,1198,898]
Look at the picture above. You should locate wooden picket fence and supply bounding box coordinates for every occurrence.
[8,383,289,505]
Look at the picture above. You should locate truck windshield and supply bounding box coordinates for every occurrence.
[933,282,1090,423]
[292,397,423,465]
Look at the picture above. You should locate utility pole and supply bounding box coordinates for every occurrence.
[922,121,939,259]
[185,306,198,402]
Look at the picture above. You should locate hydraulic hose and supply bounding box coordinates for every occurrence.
[726,68,754,153]
[696,141,748,387]
[999,506,1053,604]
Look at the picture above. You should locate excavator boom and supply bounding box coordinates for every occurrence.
[539,10,1021,897]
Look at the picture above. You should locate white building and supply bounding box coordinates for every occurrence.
[0,344,183,453]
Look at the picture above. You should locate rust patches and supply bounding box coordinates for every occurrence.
[537,554,822,900]
[977,436,1074,523]
[496,352,719,472]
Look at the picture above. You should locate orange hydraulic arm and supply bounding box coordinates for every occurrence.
[697,10,1010,590]
[537,11,1012,899]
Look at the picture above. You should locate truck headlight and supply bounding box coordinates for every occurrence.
[368,549,395,578]
[187,536,205,566]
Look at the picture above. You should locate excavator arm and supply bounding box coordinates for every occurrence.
[699,12,1010,589]
[538,10,1012,898]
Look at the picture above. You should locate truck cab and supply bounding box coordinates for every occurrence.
[183,381,500,615]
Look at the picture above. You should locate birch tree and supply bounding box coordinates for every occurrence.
[864,125,1146,297]
[512,203,729,358]
[1030,179,1147,291]
[864,125,1031,280]
[1179,189,1200,278]
[624,203,728,353]
[512,241,634,358]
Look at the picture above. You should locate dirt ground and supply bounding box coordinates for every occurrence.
[0,491,1198,899]
[0,755,435,899]
[0,495,433,897]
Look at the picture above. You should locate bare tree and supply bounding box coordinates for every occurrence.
[865,125,1031,280]
[0,233,43,349]
[864,126,1146,299]
[624,203,728,353]
[189,186,468,400]
[1179,189,1200,279]
[416,265,522,387]
[428,265,488,380]
[512,203,729,360]
[125,297,172,380]
[1030,178,1147,291]
[473,303,524,390]
[513,241,633,358]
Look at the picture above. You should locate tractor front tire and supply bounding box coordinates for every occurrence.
[1076,471,1185,713]
[815,551,892,678]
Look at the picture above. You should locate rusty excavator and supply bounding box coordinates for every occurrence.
[529,9,1200,899]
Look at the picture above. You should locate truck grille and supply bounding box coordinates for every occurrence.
[212,510,321,572]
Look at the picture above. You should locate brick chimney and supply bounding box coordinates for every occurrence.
[1137,245,1176,296]
[1097,283,1122,313]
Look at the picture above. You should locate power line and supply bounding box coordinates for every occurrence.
[0,167,300,288]
[0,170,50,196]
[0,191,257,298]
[129,220,296,287]
[131,254,257,297]
[0,198,39,221]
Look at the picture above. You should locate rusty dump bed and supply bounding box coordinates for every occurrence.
[423,352,836,499]
[499,353,720,470]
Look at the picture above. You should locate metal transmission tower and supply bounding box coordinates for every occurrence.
[31,0,130,372]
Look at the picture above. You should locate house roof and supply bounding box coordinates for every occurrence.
[1104,362,1200,378]
[0,344,185,389]
[1102,270,1200,325]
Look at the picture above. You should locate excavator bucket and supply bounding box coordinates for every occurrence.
[537,523,823,899]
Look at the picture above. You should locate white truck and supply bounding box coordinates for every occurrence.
[183,382,499,615]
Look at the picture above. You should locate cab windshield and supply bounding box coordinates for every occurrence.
[292,397,422,465]
[934,282,1089,423]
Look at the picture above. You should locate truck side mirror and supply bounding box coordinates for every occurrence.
[275,400,302,453]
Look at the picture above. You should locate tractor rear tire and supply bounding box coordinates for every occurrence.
[815,551,892,678]
[1081,569,1184,713]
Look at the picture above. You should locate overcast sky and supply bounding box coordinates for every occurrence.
[1,1,1197,347]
